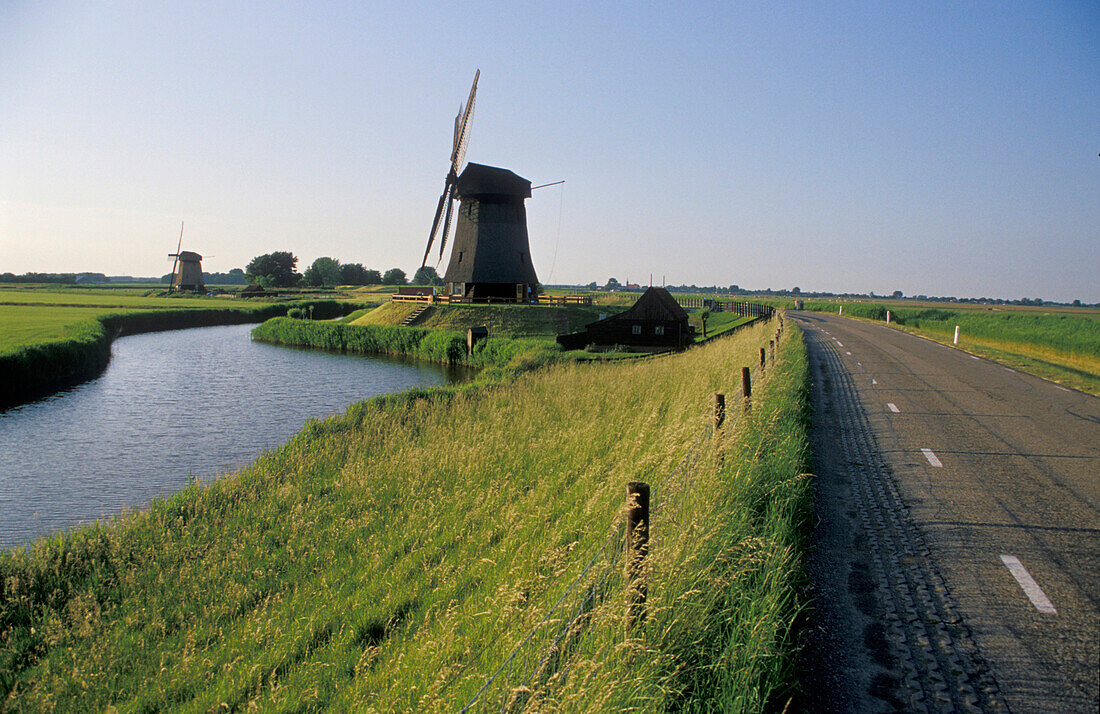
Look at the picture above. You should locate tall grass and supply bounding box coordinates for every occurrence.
[0,318,810,711]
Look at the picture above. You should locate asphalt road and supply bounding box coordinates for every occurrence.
[792,312,1099,713]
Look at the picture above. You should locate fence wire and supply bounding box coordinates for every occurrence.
[457,323,777,712]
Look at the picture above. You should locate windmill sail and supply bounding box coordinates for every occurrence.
[168,222,184,291]
[422,70,478,268]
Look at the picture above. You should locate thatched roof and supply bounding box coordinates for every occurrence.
[607,287,689,323]
[457,163,531,199]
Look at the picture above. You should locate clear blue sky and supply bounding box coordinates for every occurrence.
[2,1,1097,301]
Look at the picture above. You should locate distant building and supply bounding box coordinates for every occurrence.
[557,287,692,351]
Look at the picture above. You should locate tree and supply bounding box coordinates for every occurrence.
[699,308,711,339]
[303,257,342,286]
[892,290,904,299]
[382,268,407,285]
[604,277,621,290]
[412,266,443,285]
[363,269,383,285]
[246,252,300,287]
[339,263,371,285]
[791,286,801,295]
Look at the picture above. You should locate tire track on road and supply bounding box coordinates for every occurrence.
[802,326,1005,712]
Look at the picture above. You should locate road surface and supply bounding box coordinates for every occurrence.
[791,312,1099,713]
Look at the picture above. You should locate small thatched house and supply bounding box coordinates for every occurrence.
[558,287,692,351]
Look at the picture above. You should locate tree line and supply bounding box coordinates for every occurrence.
[243,252,442,288]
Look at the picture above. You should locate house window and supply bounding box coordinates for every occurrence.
[655,325,665,335]
[632,325,642,335]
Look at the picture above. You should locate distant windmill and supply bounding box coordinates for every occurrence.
[421,71,541,302]
[167,222,205,292]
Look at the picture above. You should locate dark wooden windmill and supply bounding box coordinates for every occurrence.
[421,71,540,302]
[167,222,205,292]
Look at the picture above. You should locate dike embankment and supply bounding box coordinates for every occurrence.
[251,316,562,378]
[0,301,357,410]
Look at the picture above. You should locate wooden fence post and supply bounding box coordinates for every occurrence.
[769,339,775,360]
[714,393,725,429]
[626,482,650,630]
[760,347,766,369]
[742,367,752,402]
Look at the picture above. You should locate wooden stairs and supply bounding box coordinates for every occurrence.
[400,305,431,327]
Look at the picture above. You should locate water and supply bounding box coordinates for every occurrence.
[0,323,466,550]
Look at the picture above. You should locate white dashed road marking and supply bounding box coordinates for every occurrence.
[921,448,943,467]
[1001,555,1057,614]
[846,351,852,355]
[887,403,899,413]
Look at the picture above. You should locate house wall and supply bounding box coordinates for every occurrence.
[584,319,687,348]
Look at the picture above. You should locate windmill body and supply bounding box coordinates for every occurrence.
[169,251,204,291]
[442,163,539,301]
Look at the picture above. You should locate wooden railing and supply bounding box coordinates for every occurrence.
[536,295,593,306]
[390,293,593,306]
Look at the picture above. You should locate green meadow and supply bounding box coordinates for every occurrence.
[1,317,811,712]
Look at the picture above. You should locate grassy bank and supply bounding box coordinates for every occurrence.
[1,317,811,711]
[0,300,357,408]
[775,298,1100,394]
[350,302,615,337]
[252,317,562,380]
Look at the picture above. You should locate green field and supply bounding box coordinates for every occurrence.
[0,288,239,353]
[1,318,810,711]
[771,298,1100,394]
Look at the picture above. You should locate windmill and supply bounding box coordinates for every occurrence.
[421,71,541,302]
[167,222,205,292]
[421,69,479,270]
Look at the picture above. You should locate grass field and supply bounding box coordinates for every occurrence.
[0,287,251,354]
[769,298,1100,394]
[1,317,811,712]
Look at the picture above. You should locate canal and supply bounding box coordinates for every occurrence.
[0,323,466,549]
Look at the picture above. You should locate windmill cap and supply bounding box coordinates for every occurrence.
[457,163,531,198]
[175,251,203,261]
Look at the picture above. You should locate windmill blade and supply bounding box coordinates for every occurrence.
[437,183,458,262]
[169,221,184,289]
[450,69,478,172]
[421,188,450,268]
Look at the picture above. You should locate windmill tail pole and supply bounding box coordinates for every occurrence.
[531,180,565,190]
